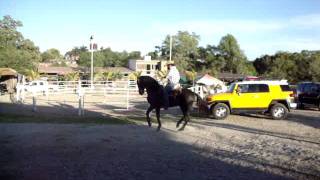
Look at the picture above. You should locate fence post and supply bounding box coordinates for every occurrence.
[78,80,85,116]
[126,86,129,110]
[32,92,37,112]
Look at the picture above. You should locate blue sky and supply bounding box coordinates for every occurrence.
[1,0,320,60]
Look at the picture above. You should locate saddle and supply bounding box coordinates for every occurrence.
[171,86,182,98]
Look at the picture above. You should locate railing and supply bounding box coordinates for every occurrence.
[15,80,139,113]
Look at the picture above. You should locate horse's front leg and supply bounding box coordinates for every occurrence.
[146,106,154,127]
[155,107,161,131]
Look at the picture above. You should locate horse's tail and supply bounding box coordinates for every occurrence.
[192,92,209,113]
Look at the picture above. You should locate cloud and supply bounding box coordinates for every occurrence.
[290,14,320,28]
[151,19,284,36]
[147,14,320,59]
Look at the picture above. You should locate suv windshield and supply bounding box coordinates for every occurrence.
[226,83,236,93]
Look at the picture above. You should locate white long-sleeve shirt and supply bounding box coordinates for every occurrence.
[167,66,180,88]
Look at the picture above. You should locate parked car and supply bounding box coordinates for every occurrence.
[0,83,6,95]
[25,80,48,93]
[296,82,320,110]
[206,80,296,120]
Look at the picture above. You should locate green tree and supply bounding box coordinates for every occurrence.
[65,72,80,81]
[309,52,320,82]
[25,69,40,81]
[253,50,320,83]
[160,31,200,70]
[217,34,249,74]
[0,16,41,73]
[41,48,63,62]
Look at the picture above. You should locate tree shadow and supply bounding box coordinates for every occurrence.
[191,119,320,145]
[1,123,313,180]
[286,110,320,129]
[0,100,319,179]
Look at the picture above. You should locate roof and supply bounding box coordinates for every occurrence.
[217,73,246,80]
[235,80,289,85]
[95,67,133,73]
[0,68,17,76]
[196,74,225,86]
[38,66,75,75]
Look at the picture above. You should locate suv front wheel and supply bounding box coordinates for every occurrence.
[212,103,230,120]
[270,103,288,120]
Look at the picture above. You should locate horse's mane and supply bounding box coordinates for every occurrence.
[139,76,161,89]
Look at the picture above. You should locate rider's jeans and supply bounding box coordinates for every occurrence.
[163,85,173,109]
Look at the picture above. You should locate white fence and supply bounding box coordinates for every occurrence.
[16,80,139,115]
[188,85,204,99]
[15,80,205,116]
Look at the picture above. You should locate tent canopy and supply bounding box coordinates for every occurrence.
[196,74,224,86]
[0,68,17,76]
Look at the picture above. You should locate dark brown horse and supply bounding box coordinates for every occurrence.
[137,76,202,131]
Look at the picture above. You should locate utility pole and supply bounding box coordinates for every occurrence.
[169,35,172,62]
[90,35,94,89]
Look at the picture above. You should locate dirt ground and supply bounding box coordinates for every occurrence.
[0,93,320,180]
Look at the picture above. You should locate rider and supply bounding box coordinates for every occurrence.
[163,62,181,110]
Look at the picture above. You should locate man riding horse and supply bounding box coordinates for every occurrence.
[137,63,203,131]
[163,63,181,110]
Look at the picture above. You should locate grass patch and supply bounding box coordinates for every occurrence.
[0,113,135,125]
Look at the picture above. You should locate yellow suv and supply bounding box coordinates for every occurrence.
[207,80,296,120]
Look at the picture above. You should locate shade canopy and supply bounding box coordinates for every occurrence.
[196,74,224,86]
[0,68,17,76]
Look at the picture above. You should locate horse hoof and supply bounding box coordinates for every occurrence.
[157,127,161,131]
[178,127,185,131]
[176,123,180,128]
[148,123,152,127]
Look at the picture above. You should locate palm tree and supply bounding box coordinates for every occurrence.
[25,70,40,81]
[185,69,197,86]
[94,72,104,81]
[103,71,114,81]
[65,72,79,81]
[112,71,123,80]
[128,71,142,80]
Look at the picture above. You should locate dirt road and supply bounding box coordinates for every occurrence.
[0,111,319,180]
[0,94,320,179]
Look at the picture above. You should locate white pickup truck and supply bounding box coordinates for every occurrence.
[25,80,59,93]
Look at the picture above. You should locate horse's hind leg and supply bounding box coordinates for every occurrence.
[179,112,189,131]
[176,116,184,128]
[179,104,192,131]
[155,107,161,131]
[146,106,154,127]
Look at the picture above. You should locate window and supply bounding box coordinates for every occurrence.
[303,84,312,92]
[311,84,318,93]
[226,83,235,93]
[40,82,44,85]
[257,84,269,92]
[280,85,291,92]
[237,84,269,93]
[237,84,249,93]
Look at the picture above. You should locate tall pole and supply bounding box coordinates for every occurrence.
[90,36,94,89]
[169,36,172,62]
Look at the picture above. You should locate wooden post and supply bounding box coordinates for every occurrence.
[32,96,37,112]
[78,96,82,116]
[126,87,129,110]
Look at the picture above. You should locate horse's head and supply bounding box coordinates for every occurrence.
[137,77,145,95]
[137,76,160,95]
